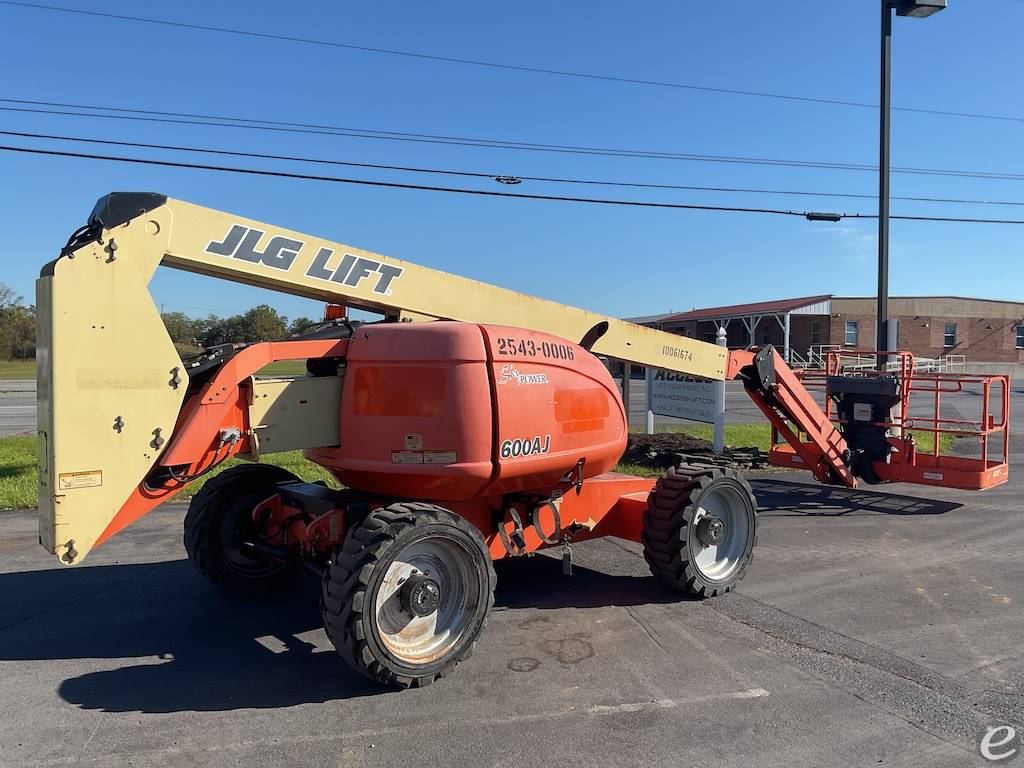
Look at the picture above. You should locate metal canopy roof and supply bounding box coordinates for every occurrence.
[662,295,833,324]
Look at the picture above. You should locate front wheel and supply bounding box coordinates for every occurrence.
[642,465,758,597]
[321,502,496,688]
[183,463,302,596]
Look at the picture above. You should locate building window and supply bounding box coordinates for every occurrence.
[944,323,957,347]
[1017,326,1024,349]
[762,325,771,345]
[844,321,858,347]
[810,320,823,345]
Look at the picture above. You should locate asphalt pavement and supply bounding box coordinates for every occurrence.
[2,376,1023,766]
[2,468,1022,767]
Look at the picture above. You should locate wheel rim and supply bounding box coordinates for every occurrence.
[688,484,751,583]
[217,499,287,579]
[374,534,482,666]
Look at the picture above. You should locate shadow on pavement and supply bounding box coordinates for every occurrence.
[0,553,681,713]
[751,478,962,517]
[494,551,683,611]
[0,561,383,712]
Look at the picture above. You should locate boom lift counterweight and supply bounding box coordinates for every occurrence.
[36,193,1009,687]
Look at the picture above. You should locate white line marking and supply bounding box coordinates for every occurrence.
[587,688,769,716]
[81,720,101,755]
[13,688,771,766]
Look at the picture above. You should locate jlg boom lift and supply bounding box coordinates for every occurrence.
[36,193,1010,687]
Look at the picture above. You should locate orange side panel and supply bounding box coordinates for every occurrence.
[554,387,611,433]
[479,325,627,497]
[352,366,447,417]
[316,322,495,501]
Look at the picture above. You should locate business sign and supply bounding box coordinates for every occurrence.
[647,370,721,424]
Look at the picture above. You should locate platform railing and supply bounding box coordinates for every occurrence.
[772,350,1009,489]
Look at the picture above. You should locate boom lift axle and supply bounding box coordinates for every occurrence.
[35,193,1009,687]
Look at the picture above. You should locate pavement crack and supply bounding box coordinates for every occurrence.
[624,605,670,654]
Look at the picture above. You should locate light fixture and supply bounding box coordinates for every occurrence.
[892,0,947,18]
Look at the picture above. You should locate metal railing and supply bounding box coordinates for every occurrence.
[797,346,966,374]
[780,350,1010,486]
[804,344,841,368]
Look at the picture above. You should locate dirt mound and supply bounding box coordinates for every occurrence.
[624,432,772,472]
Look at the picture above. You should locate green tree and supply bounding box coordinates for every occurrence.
[0,283,35,360]
[195,315,241,347]
[160,312,196,346]
[165,305,292,349]
[288,316,317,336]
[240,304,287,342]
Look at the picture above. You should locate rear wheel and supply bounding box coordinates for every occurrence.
[183,463,301,596]
[321,502,496,688]
[642,465,757,597]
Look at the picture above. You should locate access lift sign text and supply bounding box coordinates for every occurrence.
[647,370,721,424]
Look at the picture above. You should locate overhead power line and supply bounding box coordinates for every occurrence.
[1,1,1020,125]
[4,99,1024,183]
[0,144,812,217]
[6,128,1024,209]
[4,142,1024,225]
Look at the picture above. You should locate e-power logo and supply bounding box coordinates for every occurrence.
[497,364,550,386]
[206,224,403,295]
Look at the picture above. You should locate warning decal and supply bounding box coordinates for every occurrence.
[58,470,103,490]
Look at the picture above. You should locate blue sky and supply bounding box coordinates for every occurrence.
[1,0,1021,324]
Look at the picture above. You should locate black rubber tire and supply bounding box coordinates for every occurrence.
[321,502,496,689]
[183,463,302,597]
[641,464,758,598]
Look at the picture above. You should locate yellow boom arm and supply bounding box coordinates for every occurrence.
[151,194,724,377]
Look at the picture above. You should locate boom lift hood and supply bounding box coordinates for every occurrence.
[37,193,728,564]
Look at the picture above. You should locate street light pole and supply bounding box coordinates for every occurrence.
[876,0,946,366]
[877,0,892,360]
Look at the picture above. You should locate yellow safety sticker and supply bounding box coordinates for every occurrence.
[58,470,103,490]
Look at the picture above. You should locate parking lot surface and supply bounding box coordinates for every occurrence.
[2,466,1022,767]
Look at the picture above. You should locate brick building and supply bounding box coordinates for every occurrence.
[636,295,1024,365]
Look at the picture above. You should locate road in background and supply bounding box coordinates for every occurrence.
[0,380,34,437]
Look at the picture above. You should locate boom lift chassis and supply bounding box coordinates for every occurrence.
[36,194,1010,687]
